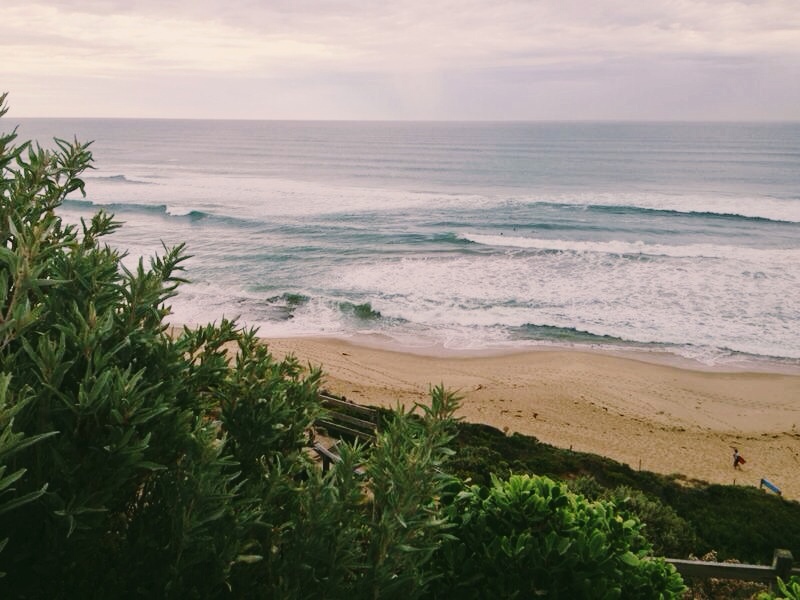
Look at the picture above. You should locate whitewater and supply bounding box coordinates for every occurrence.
[12,119,800,368]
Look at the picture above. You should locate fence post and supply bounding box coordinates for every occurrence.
[772,549,794,590]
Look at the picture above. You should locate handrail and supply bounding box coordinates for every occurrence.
[665,549,796,585]
[316,418,377,442]
[316,394,379,442]
[320,394,379,419]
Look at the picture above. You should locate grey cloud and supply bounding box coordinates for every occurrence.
[3,0,799,119]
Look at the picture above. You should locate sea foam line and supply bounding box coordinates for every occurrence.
[460,233,800,261]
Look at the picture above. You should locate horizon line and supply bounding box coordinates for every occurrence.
[9,115,800,125]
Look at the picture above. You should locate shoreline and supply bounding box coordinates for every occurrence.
[255,334,800,499]
[298,331,800,375]
[171,321,800,375]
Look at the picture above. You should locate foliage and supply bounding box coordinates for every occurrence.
[431,473,686,599]
[669,484,800,565]
[249,385,462,599]
[357,385,461,598]
[0,374,56,577]
[453,421,800,564]
[570,479,698,557]
[759,576,800,600]
[0,94,320,597]
[0,95,464,598]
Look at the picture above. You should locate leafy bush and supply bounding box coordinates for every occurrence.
[569,479,698,557]
[0,374,56,576]
[432,473,686,599]
[670,484,800,564]
[361,385,462,597]
[250,385,462,599]
[759,576,800,600]
[604,486,697,557]
[454,420,800,564]
[446,443,511,487]
[0,94,322,597]
[0,94,469,598]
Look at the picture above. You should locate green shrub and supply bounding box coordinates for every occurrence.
[0,374,56,576]
[359,385,461,597]
[248,385,462,599]
[446,442,511,487]
[569,479,698,557]
[454,420,800,564]
[0,93,321,597]
[432,473,686,599]
[759,576,800,600]
[604,486,697,557]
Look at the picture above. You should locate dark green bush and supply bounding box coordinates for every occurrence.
[758,575,800,600]
[569,479,698,557]
[432,473,686,599]
[453,420,800,564]
[0,96,467,598]
[0,94,321,597]
[670,484,800,563]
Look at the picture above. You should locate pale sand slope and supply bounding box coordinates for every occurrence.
[262,337,800,499]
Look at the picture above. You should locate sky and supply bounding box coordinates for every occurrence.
[3,0,800,121]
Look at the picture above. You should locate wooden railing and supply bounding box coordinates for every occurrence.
[315,393,379,442]
[666,549,798,587]
[312,394,379,473]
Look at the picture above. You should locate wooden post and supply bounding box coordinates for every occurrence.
[772,549,793,590]
[320,453,331,474]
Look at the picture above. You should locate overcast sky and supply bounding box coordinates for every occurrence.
[3,0,800,120]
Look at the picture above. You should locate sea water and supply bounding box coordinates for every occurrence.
[10,119,800,368]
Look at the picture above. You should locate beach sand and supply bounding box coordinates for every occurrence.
[260,336,800,499]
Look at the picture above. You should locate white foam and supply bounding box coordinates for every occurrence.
[164,205,200,217]
[315,250,800,360]
[460,233,800,262]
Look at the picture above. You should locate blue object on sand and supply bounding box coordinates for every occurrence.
[760,478,781,495]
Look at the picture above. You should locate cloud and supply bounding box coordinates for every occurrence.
[2,3,356,76]
[7,0,799,73]
[2,0,799,118]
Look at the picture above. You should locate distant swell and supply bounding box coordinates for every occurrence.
[88,174,153,185]
[529,200,800,225]
[584,203,798,225]
[64,198,217,222]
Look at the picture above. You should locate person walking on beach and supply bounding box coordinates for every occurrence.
[732,447,745,469]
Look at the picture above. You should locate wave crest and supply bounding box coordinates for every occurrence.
[460,233,799,261]
[521,195,800,224]
[64,198,212,221]
[88,174,153,185]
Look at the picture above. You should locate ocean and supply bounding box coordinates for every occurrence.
[10,118,800,369]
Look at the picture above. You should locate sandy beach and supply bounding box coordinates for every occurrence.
[259,336,800,499]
